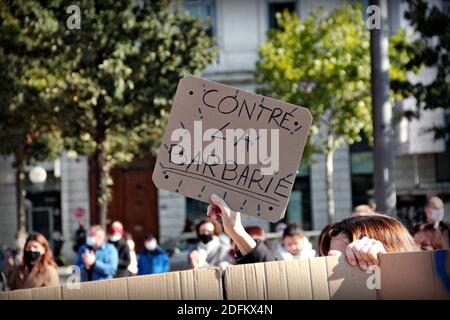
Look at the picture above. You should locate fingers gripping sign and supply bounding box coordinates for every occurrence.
[207,194,256,256]
[346,237,387,271]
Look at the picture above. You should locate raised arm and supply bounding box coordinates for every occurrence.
[207,194,276,263]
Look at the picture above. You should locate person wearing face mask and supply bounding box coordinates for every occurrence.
[75,225,118,281]
[188,217,230,271]
[9,232,59,290]
[108,221,131,278]
[137,235,169,275]
[422,196,449,247]
[206,194,419,270]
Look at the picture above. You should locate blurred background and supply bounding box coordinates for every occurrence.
[0,0,448,270]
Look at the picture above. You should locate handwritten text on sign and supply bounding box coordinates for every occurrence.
[152,75,312,222]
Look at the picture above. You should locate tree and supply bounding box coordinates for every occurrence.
[255,3,414,223]
[403,0,449,139]
[0,1,62,232]
[44,0,216,228]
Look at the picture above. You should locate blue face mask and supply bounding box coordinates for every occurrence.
[86,236,96,247]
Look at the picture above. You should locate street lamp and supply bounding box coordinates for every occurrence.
[29,166,47,184]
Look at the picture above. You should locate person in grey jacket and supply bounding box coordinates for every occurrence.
[188,217,230,271]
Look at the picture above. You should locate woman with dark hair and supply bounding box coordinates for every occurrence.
[188,217,229,270]
[207,194,420,270]
[9,232,59,290]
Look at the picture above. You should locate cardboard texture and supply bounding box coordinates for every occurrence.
[224,256,377,300]
[1,251,449,300]
[0,267,222,300]
[152,75,313,222]
[61,277,128,300]
[224,250,450,300]
[127,268,222,300]
[378,249,450,300]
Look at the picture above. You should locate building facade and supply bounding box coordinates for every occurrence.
[1,0,449,261]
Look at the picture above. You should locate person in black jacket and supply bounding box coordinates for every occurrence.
[207,194,406,270]
[108,221,131,278]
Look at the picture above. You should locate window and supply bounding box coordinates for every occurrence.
[285,176,312,229]
[436,109,450,182]
[436,146,450,182]
[268,1,296,29]
[271,162,312,231]
[350,136,374,208]
[182,0,217,37]
[24,170,62,252]
[443,0,450,15]
[185,198,209,229]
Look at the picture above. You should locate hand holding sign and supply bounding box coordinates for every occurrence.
[153,75,312,222]
[208,194,241,235]
[207,194,256,256]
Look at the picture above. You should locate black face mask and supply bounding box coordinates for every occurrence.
[198,233,213,244]
[24,251,41,268]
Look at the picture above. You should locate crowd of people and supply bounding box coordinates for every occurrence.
[0,195,448,291]
[1,221,170,290]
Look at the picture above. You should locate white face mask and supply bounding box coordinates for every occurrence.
[109,234,122,242]
[145,241,157,251]
[86,236,96,247]
[430,209,444,223]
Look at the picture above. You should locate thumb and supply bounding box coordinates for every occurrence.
[210,194,230,212]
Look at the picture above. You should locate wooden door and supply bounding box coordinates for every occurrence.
[89,156,158,252]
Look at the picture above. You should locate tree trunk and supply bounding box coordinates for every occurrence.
[94,143,110,229]
[15,152,26,233]
[325,134,335,224]
[93,95,110,229]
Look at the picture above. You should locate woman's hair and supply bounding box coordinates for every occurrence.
[23,232,57,273]
[318,224,333,256]
[244,226,266,241]
[245,226,268,246]
[412,223,447,250]
[282,223,305,239]
[195,217,222,236]
[319,214,420,255]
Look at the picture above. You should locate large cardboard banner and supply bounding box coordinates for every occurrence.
[2,250,448,300]
[152,75,312,222]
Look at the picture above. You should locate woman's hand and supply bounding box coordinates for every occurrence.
[207,194,256,255]
[345,237,387,270]
[207,194,243,236]
[188,249,207,269]
[188,250,200,269]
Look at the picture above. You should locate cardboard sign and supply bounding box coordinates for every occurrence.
[224,250,450,300]
[2,251,448,300]
[0,268,223,300]
[152,75,312,222]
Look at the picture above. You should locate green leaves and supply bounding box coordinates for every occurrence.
[256,3,414,157]
[403,0,449,139]
[0,0,215,217]
[0,0,62,165]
